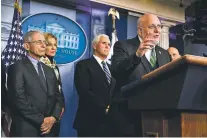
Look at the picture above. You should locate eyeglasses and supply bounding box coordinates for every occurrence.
[147,24,163,30]
[140,24,163,30]
[26,40,48,45]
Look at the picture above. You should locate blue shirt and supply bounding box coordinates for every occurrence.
[27,55,45,78]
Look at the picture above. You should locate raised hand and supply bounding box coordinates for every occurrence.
[136,33,158,57]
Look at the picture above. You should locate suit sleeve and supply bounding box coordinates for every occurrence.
[112,41,142,78]
[74,62,107,108]
[166,50,171,62]
[50,69,65,120]
[7,63,44,126]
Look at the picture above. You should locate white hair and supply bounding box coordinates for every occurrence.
[92,34,110,46]
[137,17,141,28]
[24,30,43,42]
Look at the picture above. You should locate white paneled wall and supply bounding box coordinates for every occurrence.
[29,1,76,20]
[90,0,185,23]
[1,0,19,52]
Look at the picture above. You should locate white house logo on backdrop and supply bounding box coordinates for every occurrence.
[22,13,87,64]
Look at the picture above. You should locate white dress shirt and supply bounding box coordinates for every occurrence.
[93,55,111,73]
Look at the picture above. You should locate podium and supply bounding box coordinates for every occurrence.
[122,55,207,137]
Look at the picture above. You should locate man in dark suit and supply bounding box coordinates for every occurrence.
[111,13,171,136]
[112,13,170,86]
[74,34,116,136]
[7,31,64,137]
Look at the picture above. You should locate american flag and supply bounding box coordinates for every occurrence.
[1,0,27,71]
[1,0,27,136]
[106,30,118,65]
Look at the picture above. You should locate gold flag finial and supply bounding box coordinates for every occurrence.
[14,0,22,15]
[108,8,120,30]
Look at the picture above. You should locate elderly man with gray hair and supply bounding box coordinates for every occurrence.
[7,30,64,137]
[111,13,171,136]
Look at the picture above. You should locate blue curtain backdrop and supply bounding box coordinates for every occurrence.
[59,9,91,137]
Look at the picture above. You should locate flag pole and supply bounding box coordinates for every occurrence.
[108,8,120,34]
[1,0,27,135]
[15,0,21,45]
[107,8,119,64]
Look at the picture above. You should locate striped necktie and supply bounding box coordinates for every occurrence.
[101,61,111,84]
[150,48,157,67]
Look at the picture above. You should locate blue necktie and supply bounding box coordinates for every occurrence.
[101,61,111,84]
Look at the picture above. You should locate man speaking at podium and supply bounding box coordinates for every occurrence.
[111,13,171,136]
[112,13,171,86]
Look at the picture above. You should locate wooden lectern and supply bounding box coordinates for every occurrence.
[122,55,207,137]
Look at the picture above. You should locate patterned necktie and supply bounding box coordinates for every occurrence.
[101,61,111,84]
[150,48,157,67]
[37,62,47,90]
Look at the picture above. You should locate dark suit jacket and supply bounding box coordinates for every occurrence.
[112,36,171,88]
[74,56,116,136]
[55,66,65,107]
[1,62,7,112]
[111,36,171,136]
[7,57,64,137]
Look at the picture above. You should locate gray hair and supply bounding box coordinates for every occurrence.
[137,14,146,29]
[137,13,161,28]
[23,30,43,43]
[137,17,141,28]
[92,34,110,46]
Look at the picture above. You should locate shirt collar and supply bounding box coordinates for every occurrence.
[138,35,143,43]
[93,55,106,64]
[27,55,39,65]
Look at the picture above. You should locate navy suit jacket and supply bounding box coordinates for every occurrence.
[74,56,116,134]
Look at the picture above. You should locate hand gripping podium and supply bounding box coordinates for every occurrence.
[122,55,207,137]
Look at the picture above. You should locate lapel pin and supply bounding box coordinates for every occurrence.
[159,51,161,55]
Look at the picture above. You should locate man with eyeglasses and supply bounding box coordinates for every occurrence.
[111,13,171,136]
[7,30,64,137]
